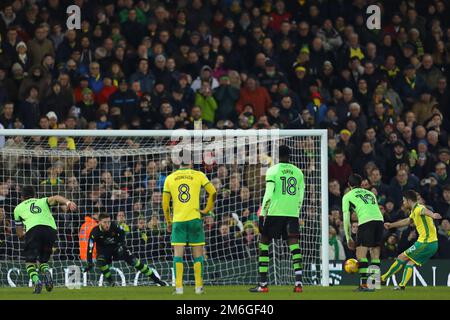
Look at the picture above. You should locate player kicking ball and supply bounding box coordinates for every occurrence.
[342,174,384,292]
[249,145,305,293]
[14,185,78,294]
[84,213,167,287]
[162,161,216,295]
[381,190,441,290]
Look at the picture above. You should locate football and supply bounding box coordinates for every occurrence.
[344,259,359,274]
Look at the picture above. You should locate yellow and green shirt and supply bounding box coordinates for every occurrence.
[409,203,437,243]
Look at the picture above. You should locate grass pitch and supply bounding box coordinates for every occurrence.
[0,285,449,300]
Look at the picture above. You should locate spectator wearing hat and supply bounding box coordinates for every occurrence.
[194,81,218,127]
[337,129,357,165]
[306,92,327,126]
[14,41,31,71]
[191,65,219,92]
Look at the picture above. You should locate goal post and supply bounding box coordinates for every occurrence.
[0,129,329,287]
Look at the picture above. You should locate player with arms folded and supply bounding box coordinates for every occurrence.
[84,213,167,286]
[342,174,384,292]
[381,190,441,290]
[249,145,305,293]
[14,185,77,294]
[163,161,216,295]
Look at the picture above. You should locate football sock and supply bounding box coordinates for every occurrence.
[39,263,50,274]
[194,256,204,288]
[381,258,406,281]
[289,243,303,286]
[26,263,39,284]
[133,259,155,278]
[258,243,269,286]
[358,258,369,286]
[174,256,184,289]
[99,264,112,282]
[399,264,414,287]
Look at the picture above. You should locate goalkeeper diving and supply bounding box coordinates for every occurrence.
[381,190,441,290]
[162,161,216,295]
[84,213,167,286]
[250,145,305,293]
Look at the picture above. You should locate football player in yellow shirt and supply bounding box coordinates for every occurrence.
[381,190,441,290]
[162,163,216,295]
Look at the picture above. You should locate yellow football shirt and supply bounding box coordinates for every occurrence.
[409,204,438,243]
[163,168,212,222]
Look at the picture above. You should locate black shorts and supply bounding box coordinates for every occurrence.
[261,216,300,240]
[24,225,57,263]
[356,220,384,247]
[96,245,135,266]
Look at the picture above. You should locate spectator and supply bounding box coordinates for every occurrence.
[129,58,155,94]
[236,76,272,119]
[194,81,218,127]
[381,233,399,259]
[27,26,54,67]
[329,148,352,188]
[328,226,346,261]
[389,168,420,208]
[437,218,450,259]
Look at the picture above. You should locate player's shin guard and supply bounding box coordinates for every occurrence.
[26,263,39,284]
[194,256,204,288]
[358,258,369,286]
[258,243,269,286]
[173,256,184,289]
[381,258,406,282]
[39,263,50,274]
[289,243,303,286]
[399,264,414,287]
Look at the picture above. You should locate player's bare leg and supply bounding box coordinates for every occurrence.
[381,252,409,288]
[355,246,374,292]
[192,245,205,294]
[288,234,303,292]
[249,234,270,293]
[173,245,185,294]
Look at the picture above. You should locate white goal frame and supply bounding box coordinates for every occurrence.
[0,129,329,286]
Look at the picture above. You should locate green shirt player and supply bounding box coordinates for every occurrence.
[14,185,77,294]
[342,174,384,292]
[249,145,305,293]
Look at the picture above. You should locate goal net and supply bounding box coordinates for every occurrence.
[0,129,328,287]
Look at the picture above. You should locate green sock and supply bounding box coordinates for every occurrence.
[258,243,269,285]
[100,264,112,281]
[26,263,39,284]
[39,263,50,274]
[358,258,369,286]
[134,259,154,277]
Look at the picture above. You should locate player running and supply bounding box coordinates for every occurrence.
[381,190,441,290]
[249,145,305,293]
[342,174,384,292]
[162,162,216,295]
[84,213,167,286]
[14,185,77,294]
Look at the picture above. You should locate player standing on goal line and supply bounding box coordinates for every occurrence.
[342,174,384,292]
[13,185,77,294]
[84,213,168,286]
[162,160,217,295]
[381,190,441,290]
[249,145,305,293]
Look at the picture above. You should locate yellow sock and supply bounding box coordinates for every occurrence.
[399,265,414,287]
[174,257,183,289]
[194,256,204,288]
[381,259,404,281]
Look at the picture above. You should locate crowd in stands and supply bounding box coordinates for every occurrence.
[0,0,449,262]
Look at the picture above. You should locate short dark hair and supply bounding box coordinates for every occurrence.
[348,174,362,188]
[98,213,110,221]
[21,185,36,199]
[404,190,418,202]
[279,145,291,159]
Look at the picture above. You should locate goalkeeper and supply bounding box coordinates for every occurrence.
[249,145,305,293]
[14,185,77,294]
[84,213,167,286]
[342,174,384,292]
[162,162,216,295]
